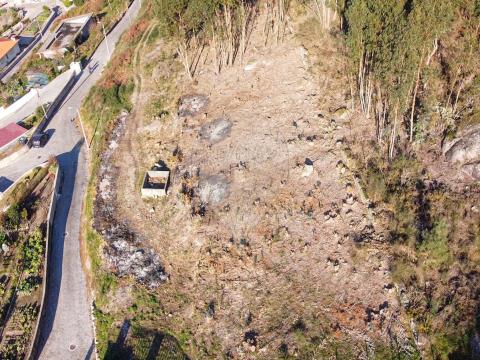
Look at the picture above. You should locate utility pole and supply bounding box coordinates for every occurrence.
[76,108,89,149]
[36,88,47,117]
[36,18,42,40]
[90,106,109,148]
[101,21,110,58]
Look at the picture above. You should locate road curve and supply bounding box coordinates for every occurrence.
[0,1,141,359]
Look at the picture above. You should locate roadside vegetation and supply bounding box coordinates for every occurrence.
[81,7,162,359]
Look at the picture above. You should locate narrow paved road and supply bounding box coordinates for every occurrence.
[0,1,141,359]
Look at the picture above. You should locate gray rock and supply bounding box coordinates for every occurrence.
[302,164,313,177]
[302,158,314,177]
[462,161,480,180]
[345,194,355,205]
[445,129,480,163]
[178,94,209,117]
[200,117,232,144]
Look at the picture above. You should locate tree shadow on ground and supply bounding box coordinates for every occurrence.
[103,322,190,360]
[33,140,82,359]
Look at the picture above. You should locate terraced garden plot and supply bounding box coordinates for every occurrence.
[22,9,51,36]
[0,162,56,359]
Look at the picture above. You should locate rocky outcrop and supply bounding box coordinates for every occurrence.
[178,94,209,117]
[445,128,480,164]
[462,161,480,180]
[443,126,480,181]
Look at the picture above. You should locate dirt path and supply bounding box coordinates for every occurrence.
[114,21,158,222]
[105,15,407,358]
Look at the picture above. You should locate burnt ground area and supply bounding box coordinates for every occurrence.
[93,111,167,288]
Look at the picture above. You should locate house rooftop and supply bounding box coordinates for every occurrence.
[0,38,18,59]
[0,123,27,148]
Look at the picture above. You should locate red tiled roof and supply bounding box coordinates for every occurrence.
[0,38,18,59]
[0,123,27,148]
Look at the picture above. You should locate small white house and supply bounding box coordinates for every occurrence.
[0,38,20,69]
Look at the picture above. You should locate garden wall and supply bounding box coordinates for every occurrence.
[26,165,61,360]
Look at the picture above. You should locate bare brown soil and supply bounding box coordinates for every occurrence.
[97,13,410,358]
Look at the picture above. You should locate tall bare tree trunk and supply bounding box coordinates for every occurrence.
[409,53,424,142]
[389,102,399,160]
[425,38,438,66]
[211,25,220,74]
[177,39,192,80]
[239,1,247,63]
[310,0,337,31]
[349,74,355,110]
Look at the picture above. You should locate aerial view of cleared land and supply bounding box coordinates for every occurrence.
[0,0,479,359]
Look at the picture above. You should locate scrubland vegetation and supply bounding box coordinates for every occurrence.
[335,1,480,357]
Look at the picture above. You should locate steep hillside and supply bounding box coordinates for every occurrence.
[79,1,480,359]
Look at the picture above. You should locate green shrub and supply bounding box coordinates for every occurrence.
[391,256,417,284]
[0,232,7,247]
[418,220,452,270]
[5,205,21,230]
[23,228,44,276]
[18,276,41,293]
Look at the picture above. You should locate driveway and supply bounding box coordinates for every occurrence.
[0,0,141,358]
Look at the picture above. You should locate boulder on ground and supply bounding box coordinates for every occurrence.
[302,158,314,177]
[462,161,480,180]
[445,128,480,163]
[178,94,209,117]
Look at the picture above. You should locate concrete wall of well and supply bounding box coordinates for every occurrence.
[26,164,61,360]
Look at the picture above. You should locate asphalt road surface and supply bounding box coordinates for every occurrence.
[0,0,141,358]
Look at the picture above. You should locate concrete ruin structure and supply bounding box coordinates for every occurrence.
[39,13,92,58]
[141,169,170,198]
